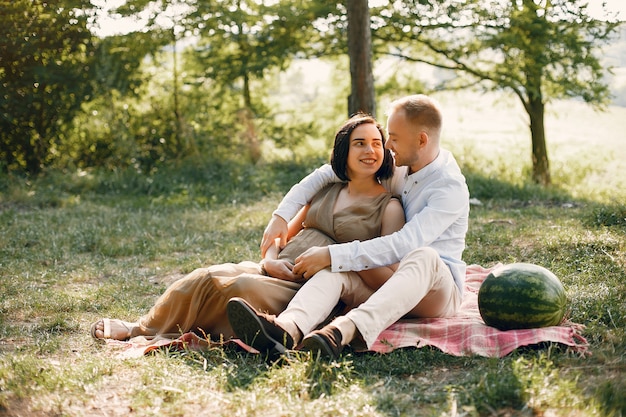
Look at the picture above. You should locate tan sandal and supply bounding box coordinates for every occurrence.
[90,318,133,341]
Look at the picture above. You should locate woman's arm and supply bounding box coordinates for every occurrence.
[357,198,405,290]
[261,205,311,281]
[261,164,338,256]
[261,243,297,281]
[286,205,310,241]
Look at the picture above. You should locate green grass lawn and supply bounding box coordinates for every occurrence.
[1,97,625,416]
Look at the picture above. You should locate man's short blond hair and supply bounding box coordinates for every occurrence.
[387,94,442,138]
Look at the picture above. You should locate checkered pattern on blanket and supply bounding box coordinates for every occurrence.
[368,264,588,357]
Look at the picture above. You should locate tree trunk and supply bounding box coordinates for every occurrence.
[25,135,43,175]
[346,0,376,117]
[528,96,551,186]
[237,107,261,164]
[172,27,183,155]
[240,73,261,163]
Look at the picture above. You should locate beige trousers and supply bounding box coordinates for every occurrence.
[276,247,462,349]
[135,261,302,341]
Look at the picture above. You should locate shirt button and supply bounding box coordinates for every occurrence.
[338,266,343,270]
[364,265,369,269]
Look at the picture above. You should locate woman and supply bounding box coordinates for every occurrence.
[91,113,405,342]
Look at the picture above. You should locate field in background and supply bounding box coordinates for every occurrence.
[439,91,626,201]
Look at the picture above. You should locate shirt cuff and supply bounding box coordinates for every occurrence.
[329,241,362,272]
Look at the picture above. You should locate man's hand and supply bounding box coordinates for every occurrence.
[293,246,331,279]
[260,215,288,257]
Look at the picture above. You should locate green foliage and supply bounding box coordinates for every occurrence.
[92,32,163,96]
[2,0,622,186]
[116,0,338,113]
[0,0,96,173]
[374,0,621,185]
[376,0,619,104]
[59,52,327,172]
[1,0,340,174]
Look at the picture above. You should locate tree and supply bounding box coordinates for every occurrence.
[347,0,376,117]
[376,0,621,185]
[0,0,96,173]
[61,31,174,170]
[111,0,337,162]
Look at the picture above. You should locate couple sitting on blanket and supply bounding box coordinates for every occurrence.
[91,94,470,359]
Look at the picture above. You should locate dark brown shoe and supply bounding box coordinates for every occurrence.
[227,297,295,355]
[300,325,343,360]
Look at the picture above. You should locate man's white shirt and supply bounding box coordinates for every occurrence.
[273,149,470,291]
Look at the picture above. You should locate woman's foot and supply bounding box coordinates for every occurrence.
[90,318,137,341]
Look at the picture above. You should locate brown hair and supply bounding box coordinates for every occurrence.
[331,113,394,182]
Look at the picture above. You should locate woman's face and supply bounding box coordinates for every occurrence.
[346,123,385,180]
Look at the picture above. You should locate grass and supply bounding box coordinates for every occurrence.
[1,97,625,416]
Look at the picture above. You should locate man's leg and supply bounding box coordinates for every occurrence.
[274,269,370,342]
[302,247,461,356]
[345,247,460,348]
[227,268,369,353]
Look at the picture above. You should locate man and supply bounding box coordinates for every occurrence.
[228,94,470,358]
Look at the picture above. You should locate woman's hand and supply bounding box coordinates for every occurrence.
[263,259,300,281]
[260,215,288,257]
[293,246,331,279]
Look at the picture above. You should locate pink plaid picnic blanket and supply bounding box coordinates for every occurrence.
[368,264,589,357]
[104,264,588,359]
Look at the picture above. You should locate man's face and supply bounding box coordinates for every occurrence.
[385,110,421,170]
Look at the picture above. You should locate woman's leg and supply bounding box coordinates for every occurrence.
[93,261,301,341]
[136,261,301,340]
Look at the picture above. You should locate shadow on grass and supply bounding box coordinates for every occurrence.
[163,344,357,400]
[0,156,328,211]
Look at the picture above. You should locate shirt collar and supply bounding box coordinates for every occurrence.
[405,149,446,182]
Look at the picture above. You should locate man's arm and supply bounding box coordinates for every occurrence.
[260,164,339,256]
[294,176,469,276]
[329,178,469,272]
[293,196,407,280]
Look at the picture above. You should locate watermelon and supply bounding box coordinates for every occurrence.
[478,263,568,330]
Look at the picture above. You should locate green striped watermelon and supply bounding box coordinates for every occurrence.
[478,263,568,330]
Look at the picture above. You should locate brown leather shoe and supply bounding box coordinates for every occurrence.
[300,325,343,360]
[227,297,295,355]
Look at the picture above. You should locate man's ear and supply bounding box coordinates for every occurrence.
[418,131,429,148]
